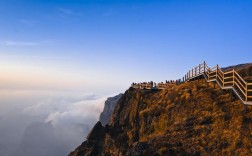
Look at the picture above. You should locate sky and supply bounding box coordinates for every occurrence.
[0,0,252,156]
[1,0,252,93]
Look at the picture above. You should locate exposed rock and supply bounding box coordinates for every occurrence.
[86,121,105,141]
[69,122,105,156]
[70,63,252,156]
[99,94,123,126]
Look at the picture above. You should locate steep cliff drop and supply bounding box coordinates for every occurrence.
[69,63,252,156]
[99,94,123,126]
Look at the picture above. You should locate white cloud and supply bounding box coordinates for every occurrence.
[0,40,39,46]
[58,8,73,15]
[22,93,107,127]
[0,91,110,156]
[58,7,82,18]
[44,96,106,126]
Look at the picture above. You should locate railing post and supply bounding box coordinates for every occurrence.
[222,69,224,87]
[199,64,201,74]
[246,82,248,102]
[204,61,206,73]
[233,69,235,86]
[195,67,197,76]
[208,68,210,80]
[216,64,219,79]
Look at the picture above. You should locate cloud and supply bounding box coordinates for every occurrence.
[0,40,39,46]
[19,19,36,26]
[0,92,108,156]
[22,93,106,127]
[44,96,105,125]
[58,8,74,15]
[58,7,82,18]
[44,97,105,126]
[12,121,87,156]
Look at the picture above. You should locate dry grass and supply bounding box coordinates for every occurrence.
[130,79,252,155]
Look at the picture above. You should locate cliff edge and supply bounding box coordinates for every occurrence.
[69,63,252,156]
[99,94,123,126]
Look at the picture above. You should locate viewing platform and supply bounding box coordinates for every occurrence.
[131,61,252,105]
[131,80,181,90]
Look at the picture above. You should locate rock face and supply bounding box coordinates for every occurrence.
[69,122,105,156]
[99,94,123,126]
[69,64,252,156]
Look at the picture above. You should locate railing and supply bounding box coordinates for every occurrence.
[131,81,176,90]
[184,62,252,105]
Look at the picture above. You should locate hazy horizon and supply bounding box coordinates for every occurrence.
[1,0,252,155]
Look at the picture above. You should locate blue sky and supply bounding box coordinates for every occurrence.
[1,1,252,155]
[0,0,252,94]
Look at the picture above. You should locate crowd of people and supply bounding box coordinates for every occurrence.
[131,79,183,90]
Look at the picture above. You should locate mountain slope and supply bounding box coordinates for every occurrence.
[222,63,252,81]
[69,63,252,156]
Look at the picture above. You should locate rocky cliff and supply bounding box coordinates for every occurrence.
[69,63,252,156]
[99,94,123,126]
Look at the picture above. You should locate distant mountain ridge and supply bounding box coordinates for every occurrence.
[222,62,252,71]
[222,63,252,81]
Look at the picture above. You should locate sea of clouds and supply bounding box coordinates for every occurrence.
[0,90,108,156]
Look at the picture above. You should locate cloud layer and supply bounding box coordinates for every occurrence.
[0,91,107,156]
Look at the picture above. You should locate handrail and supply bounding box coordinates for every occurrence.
[209,71,217,74]
[234,71,246,85]
[211,66,217,70]
[224,81,233,84]
[185,62,252,105]
[217,75,224,83]
[224,76,233,79]
[209,75,216,78]
[234,76,246,89]
[224,71,233,74]
[218,68,224,74]
[217,70,224,79]
[131,61,251,106]
[234,81,246,96]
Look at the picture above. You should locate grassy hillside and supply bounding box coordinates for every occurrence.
[70,63,252,156]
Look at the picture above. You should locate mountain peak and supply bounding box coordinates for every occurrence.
[69,63,252,155]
